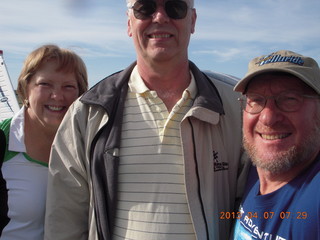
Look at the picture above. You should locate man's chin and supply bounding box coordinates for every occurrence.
[251,147,300,174]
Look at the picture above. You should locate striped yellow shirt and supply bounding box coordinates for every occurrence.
[112,66,197,240]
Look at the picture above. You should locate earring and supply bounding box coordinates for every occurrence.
[24,99,30,108]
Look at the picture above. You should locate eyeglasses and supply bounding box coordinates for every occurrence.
[238,91,320,114]
[128,0,190,20]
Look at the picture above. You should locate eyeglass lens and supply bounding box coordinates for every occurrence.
[242,92,307,114]
[131,0,189,20]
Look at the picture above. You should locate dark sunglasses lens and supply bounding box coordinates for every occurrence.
[133,0,157,20]
[165,1,188,19]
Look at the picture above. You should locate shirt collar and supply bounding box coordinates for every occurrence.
[128,65,197,100]
[9,106,26,152]
[128,66,149,94]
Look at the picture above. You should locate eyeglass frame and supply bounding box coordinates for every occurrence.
[127,0,193,20]
[238,91,320,114]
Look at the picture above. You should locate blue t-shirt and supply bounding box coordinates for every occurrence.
[233,157,320,240]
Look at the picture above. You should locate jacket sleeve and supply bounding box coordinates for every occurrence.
[45,101,91,240]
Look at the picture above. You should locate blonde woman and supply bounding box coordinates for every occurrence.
[0,44,88,240]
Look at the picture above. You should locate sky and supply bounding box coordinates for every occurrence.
[1,0,320,88]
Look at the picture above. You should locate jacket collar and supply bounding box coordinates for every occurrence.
[81,61,224,115]
[80,62,135,116]
[189,61,224,114]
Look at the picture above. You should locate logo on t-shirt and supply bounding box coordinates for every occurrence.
[233,206,287,240]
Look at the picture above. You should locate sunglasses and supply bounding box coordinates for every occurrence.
[129,0,190,20]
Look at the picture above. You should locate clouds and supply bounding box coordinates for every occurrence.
[1,0,129,51]
[0,0,135,85]
[0,0,319,87]
[191,0,320,75]
[196,0,320,45]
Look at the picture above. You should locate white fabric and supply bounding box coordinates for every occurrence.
[1,107,48,240]
[8,107,26,153]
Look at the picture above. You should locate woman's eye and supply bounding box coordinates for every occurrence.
[65,85,77,89]
[38,82,50,86]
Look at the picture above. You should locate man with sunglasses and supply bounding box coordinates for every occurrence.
[45,1,247,239]
[232,50,320,239]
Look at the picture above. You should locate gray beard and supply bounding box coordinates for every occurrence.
[243,122,320,174]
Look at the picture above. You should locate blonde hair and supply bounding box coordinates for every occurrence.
[17,44,88,104]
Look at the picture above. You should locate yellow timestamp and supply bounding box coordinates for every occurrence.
[219,211,308,220]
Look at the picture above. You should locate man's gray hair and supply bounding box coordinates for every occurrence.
[126,0,194,8]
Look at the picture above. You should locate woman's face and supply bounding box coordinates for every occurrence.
[26,60,79,132]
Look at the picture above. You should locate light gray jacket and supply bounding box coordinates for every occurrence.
[45,62,248,240]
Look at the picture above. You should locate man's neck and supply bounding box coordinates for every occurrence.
[257,156,318,195]
[136,59,191,111]
[256,170,290,195]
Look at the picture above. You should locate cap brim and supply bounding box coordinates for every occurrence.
[233,68,316,94]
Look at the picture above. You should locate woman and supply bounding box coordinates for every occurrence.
[0,44,88,239]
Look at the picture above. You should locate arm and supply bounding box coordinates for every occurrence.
[45,101,91,240]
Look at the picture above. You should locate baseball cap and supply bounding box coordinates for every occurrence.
[234,50,320,94]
